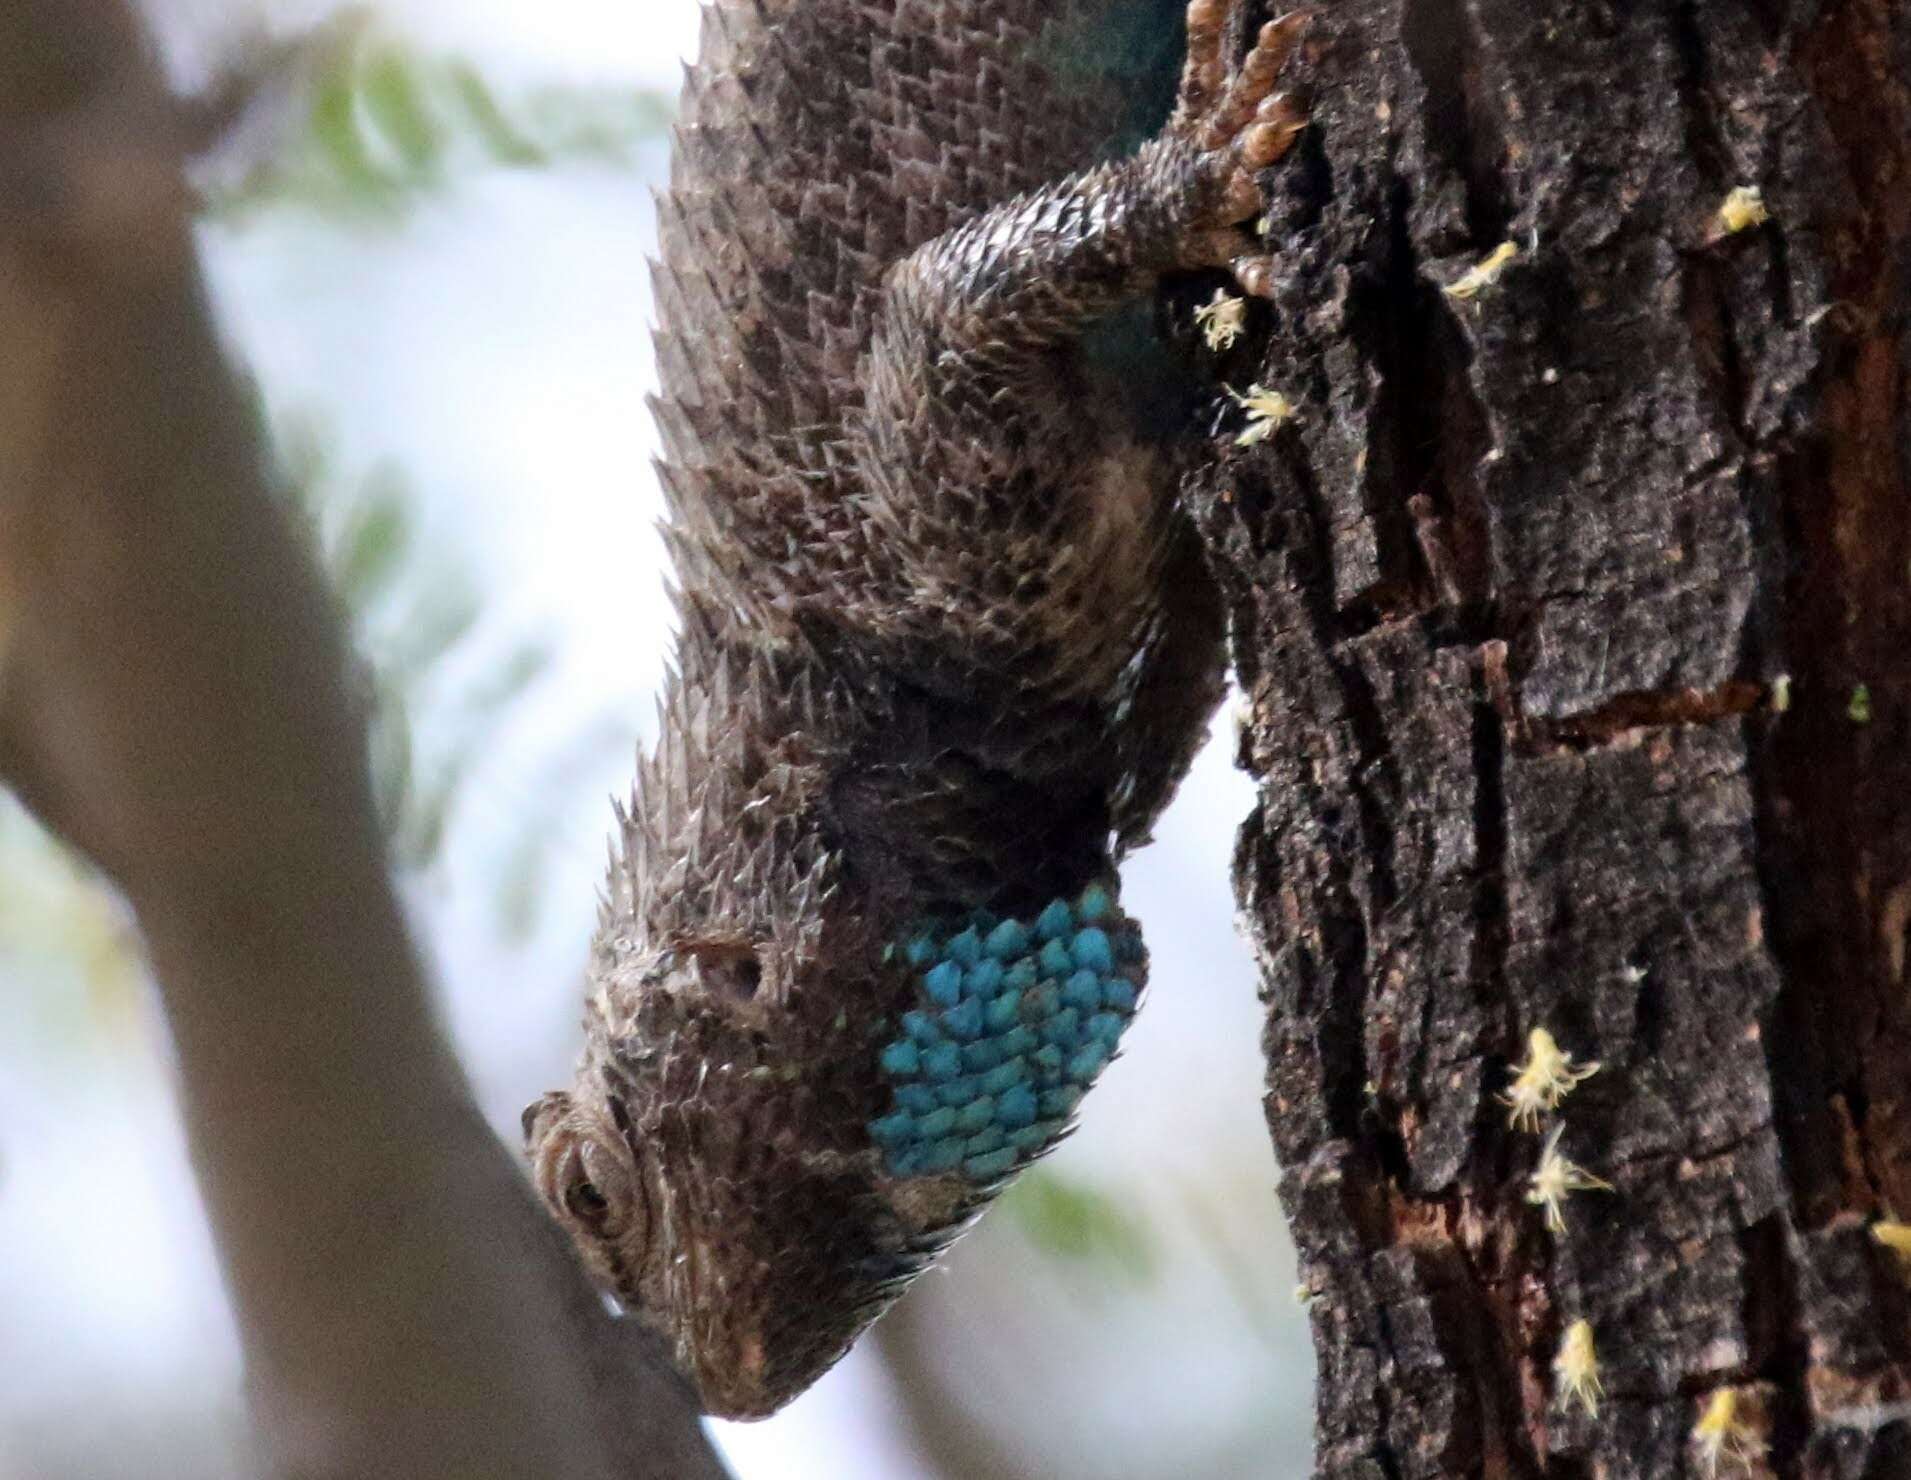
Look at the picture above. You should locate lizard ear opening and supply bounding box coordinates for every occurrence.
[675,937,765,1000]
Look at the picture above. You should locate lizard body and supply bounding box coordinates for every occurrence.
[526,0,1308,1417]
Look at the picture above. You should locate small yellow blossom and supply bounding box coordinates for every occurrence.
[1443,241,1519,301]
[1228,384,1297,447]
[1693,1387,1766,1477]
[1554,1319,1603,1418]
[1501,1027,1601,1131]
[1717,186,1770,235]
[1871,1218,1911,1266]
[1526,1123,1614,1234]
[1195,289,1248,351]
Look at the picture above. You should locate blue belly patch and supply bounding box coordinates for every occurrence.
[868,883,1145,1183]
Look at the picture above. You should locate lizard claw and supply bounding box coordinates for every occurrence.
[1239,90,1309,171]
[1229,252,1279,300]
[1166,5,1313,288]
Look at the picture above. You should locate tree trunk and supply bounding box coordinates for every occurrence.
[1196,2,1911,1475]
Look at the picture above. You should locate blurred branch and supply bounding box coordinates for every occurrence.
[0,4,722,1477]
[873,1295,1034,1480]
[278,419,562,885]
[0,417,564,1048]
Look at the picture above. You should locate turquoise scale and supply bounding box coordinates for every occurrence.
[868,883,1143,1183]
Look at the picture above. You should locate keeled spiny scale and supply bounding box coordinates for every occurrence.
[526,0,1308,1420]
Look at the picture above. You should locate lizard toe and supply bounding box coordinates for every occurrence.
[1239,92,1308,170]
[1175,9,1313,147]
[1164,5,1312,249]
[1177,0,1231,129]
[1229,251,1280,300]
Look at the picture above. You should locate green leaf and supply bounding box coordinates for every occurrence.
[308,62,385,194]
[368,676,416,843]
[385,578,481,683]
[447,62,549,168]
[332,487,411,605]
[460,639,554,719]
[361,47,447,176]
[1004,1170,1156,1283]
[202,27,677,224]
[494,832,548,941]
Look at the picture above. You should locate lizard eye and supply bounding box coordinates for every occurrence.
[564,1173,612,1224]
[525,1089,650,1299]
[555,1137,637,1241]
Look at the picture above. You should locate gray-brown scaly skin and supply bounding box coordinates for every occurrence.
[525,0,1310,1418]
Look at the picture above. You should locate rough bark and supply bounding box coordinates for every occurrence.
[1196,1,1911,1476]
[0,5,725,1477]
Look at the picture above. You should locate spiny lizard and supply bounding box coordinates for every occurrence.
[525,0,1309,1418]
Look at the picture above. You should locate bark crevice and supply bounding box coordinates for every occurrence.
[1215,0,1911,1473]
[1398,0,1510,249]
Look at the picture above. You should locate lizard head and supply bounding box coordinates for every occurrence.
[523,936,912,1419]
[525,883,1154,1417]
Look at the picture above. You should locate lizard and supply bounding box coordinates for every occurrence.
[524,0,1311,1419]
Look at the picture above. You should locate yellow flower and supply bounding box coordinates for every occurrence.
[1692,1386,1766,1477]
[1443,241,1518,300]
[1194,289,1248,351]
[1526,1124,1613,1234]
[1717,186,1769,235]
[1501,1027,1601,1131]
[1554,1319,1602,1418]
[1227,384,1296,447]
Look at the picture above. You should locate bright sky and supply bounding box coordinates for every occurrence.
[146,0,705,88]
[386,0,706,85]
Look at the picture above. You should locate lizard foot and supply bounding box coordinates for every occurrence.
[1166,3,1312,290]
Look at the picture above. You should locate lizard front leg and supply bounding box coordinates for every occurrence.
[863,3,1309,409]
[846,4,1309,684]
[835,2,1311,903]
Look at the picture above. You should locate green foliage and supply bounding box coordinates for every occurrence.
[206,16,674,223]
[0,411,565,1054]
[3,30,657,1041]
[276,415,555,883]
[1003,1169,1157,1284]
